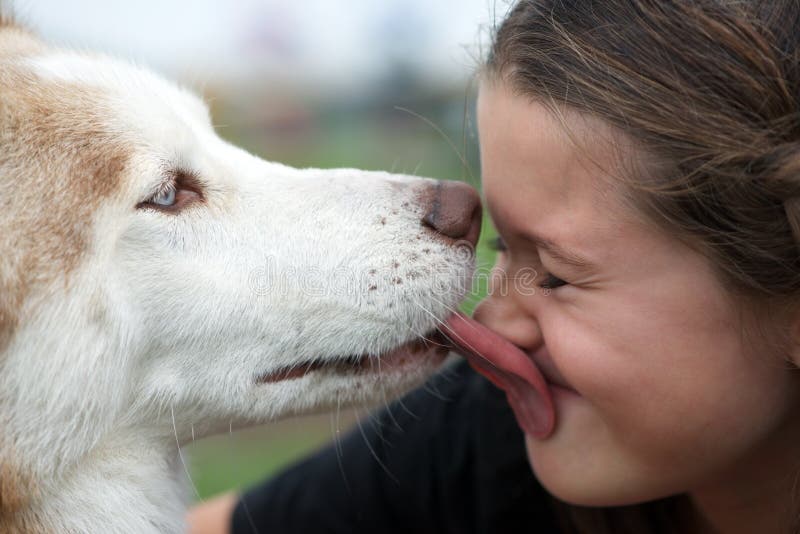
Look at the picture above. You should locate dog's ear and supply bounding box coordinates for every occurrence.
[0,1,14,29]
[0,3,36,36]
[0,5,44,57]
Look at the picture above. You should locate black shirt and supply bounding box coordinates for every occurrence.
[231,360,561,533]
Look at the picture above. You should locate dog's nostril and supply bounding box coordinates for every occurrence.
[420,180,482,247]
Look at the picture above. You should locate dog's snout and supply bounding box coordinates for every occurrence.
[420,180,482,247]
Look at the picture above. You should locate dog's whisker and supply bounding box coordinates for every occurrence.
[425,293,488,340]
[334,394,344,449]
[361,403,396,449]
[374,355,405,432]
[425,293,470,320]
[410,300,451,341]
[400,301,465,404]
[404,296,447,343]
[411,298,493,366]
[410,298,447,329]
[170,406,201,501]
[393,396,421,422]
[460,79,477,186]
[226,418,259,534]
[436,362,461,383]
[420,381,452,402]
[354,408,399,484]
[332,393,352,495]
[395,308,437,344]
[394,105,477,186]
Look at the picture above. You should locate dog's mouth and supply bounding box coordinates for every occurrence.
[256,330,449,384]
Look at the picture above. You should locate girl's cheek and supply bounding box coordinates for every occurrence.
[545,320,621,403]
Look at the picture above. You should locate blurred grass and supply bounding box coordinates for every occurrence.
[187,411,357,498]
[187,98,499,501]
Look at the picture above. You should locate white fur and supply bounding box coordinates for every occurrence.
[1,40,473,532]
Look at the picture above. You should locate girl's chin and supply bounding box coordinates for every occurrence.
[520,394,624,507]
[523,432,672,509]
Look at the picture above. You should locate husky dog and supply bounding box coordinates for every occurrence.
[0,19,480,533]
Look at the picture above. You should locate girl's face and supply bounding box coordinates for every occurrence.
[475,80,800,508]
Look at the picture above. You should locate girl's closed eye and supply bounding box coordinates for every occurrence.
[487,235,508,253]
[538,272,568,290]
[487,236,569,290]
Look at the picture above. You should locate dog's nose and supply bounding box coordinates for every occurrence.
[421,180,482,247]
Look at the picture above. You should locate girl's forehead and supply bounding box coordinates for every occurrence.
[478,82,625,209]
[477,80,657,265]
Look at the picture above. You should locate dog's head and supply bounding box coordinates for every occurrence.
[0,20,478,480]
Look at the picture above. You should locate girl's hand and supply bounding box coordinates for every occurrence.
[186,492,238,534]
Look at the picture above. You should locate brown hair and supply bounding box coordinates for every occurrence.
[486,1,800,532]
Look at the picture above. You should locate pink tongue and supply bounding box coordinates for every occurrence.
[441,312,555,439]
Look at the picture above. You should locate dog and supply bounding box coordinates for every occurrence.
[0,18,481,533]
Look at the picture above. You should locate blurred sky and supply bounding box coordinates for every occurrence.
[11,0,502,94]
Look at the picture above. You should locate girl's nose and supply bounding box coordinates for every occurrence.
[472,285,543,351]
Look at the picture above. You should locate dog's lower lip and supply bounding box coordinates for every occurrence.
[256,331,449,384]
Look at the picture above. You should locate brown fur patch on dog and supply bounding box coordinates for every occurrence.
[0,3,12,28]
[0,25,137,532]
[0,29,131,528]
[0,36,131,355]
[0,460,35,511]
[0,14,44,58]
[0,457,53,534]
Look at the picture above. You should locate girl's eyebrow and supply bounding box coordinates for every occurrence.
[484,195,596,271]
[524,232,595,272]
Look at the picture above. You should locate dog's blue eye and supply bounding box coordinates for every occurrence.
[136,172,204,212]
[152,188,176,206]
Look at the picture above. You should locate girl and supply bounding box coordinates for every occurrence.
[190,2,800,532]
